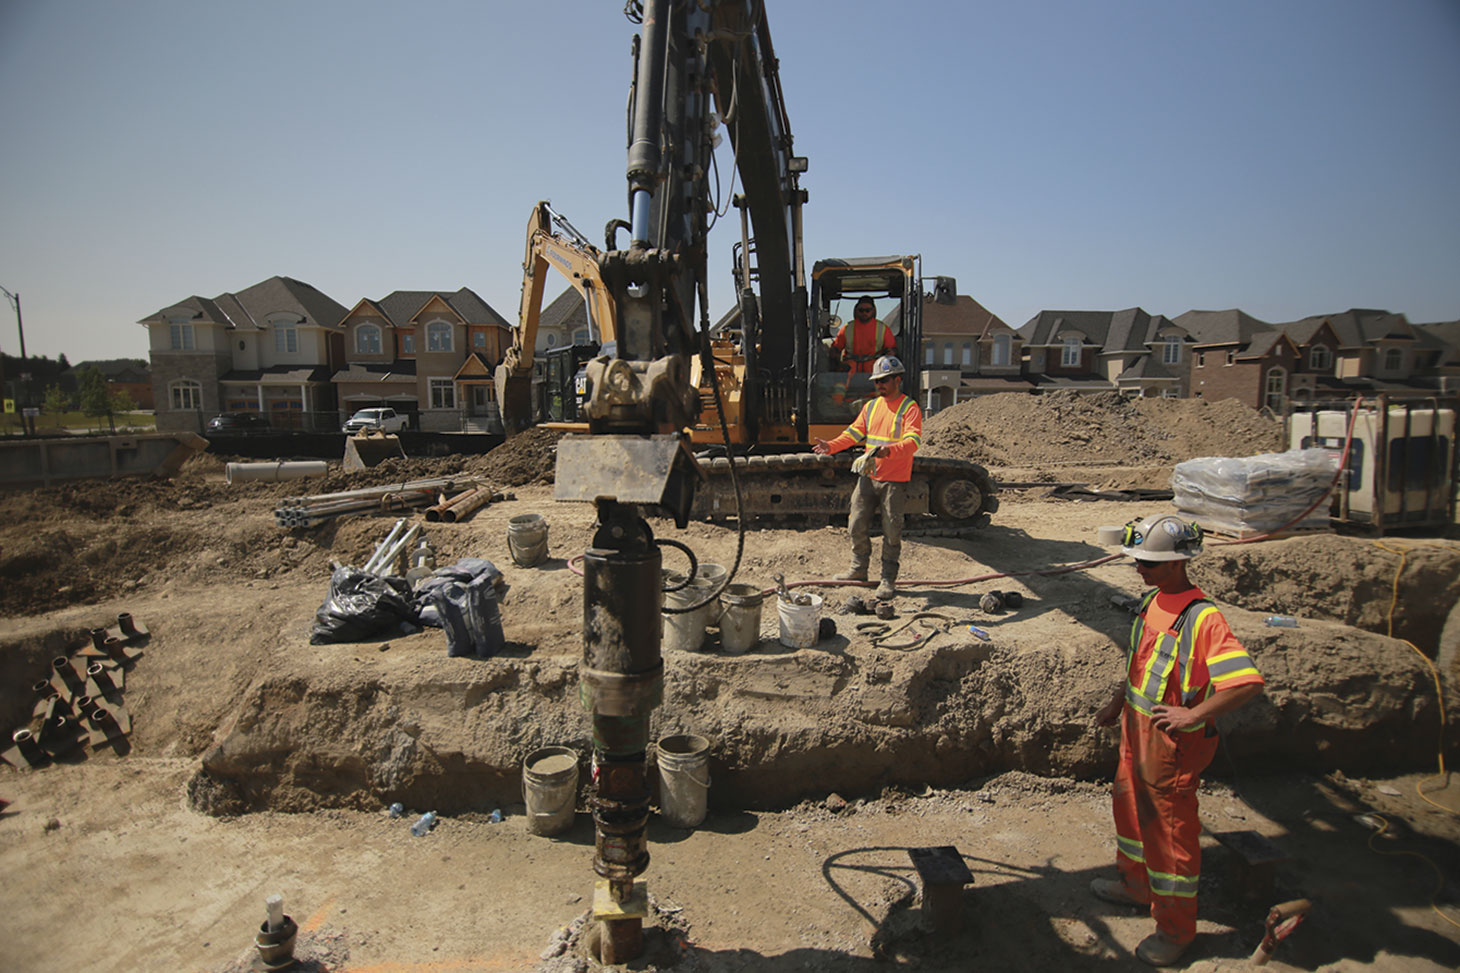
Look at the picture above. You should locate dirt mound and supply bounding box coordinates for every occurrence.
[466,426,565,486]
[922,391,1284,469]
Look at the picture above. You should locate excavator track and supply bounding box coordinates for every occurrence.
[691,452,999,537]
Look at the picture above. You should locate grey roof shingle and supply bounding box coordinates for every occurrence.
[1172,309,1273,347]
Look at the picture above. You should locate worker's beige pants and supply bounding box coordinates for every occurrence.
[848,477,907,581]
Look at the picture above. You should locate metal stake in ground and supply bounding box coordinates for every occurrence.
[578,498,663,964]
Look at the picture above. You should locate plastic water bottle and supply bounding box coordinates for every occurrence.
[1264,615,1299,628]
[489,809,502,824]
[410,811,437,836]
[387,802,404,819]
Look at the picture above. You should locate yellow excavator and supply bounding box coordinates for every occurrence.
[494,4,997,535]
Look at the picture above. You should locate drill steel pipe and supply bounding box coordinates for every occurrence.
[366,522,421,576]
[365,518,408,568]
[424,487,479,522]
[278,476,480,506]
[441,487,494,523]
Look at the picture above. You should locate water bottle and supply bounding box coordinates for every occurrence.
[1264,615,1299,628]
[387,802,404,819]
[410,810,437,836]
[489,809,503,824]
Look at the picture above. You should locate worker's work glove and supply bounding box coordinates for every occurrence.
[851,451,874,476]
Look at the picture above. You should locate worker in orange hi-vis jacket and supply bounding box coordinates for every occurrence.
[812,355,921,601]
[1091,514,1265,967]
[829,296,897,374]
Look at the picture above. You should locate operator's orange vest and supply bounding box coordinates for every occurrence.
[838,318,893,373]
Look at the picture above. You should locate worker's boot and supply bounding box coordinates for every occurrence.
[1135,933,1191,967]
[874,566,897,601]
[1089,878,1144,906]
[834,564,869,582]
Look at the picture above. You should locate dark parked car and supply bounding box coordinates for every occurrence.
[206,412,271,435]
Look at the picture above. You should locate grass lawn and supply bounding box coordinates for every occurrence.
[0,410,157,435]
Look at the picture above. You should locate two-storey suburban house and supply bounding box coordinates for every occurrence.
[1019,307,1192,397]
[140,276,348,433]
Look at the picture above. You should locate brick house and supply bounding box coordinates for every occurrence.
[332,288,511,432]
[1018,307,1192,396]
[909,294,1028,412]
[139,276,348,433]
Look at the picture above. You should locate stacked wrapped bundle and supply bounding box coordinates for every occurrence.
[1172,448,1338,536]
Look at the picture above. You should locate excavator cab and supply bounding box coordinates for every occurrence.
[807,256,924,433]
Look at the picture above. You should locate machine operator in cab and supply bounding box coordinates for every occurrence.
[830,296,897,374]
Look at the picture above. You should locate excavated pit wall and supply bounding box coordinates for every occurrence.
[188,611,1442,816]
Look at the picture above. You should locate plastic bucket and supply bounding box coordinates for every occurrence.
[718,583,764,655]
[663,575,716,652]
[522,745,579,836]
[656,734,711,829]
[507,513,549,567]
[777,593,823,649]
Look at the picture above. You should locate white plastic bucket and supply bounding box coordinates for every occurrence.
[522,746,579,836]
[695,563,727,587]
[663,575,716,652]
[657,734,711,829]
[718,583,764,655]
[507,514,549,567]
[777,593,823,648]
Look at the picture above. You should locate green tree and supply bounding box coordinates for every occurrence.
[42,384,71,417]
[77,365,115,432]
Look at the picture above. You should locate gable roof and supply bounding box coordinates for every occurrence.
[1274,309,1413,349]
[1171,309,1273,347]
[139,276,347,330]
[901,294,1014,337]
[539,288,588,332]
[371,288,510,329]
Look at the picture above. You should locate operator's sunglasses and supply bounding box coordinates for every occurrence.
[872,376,894,385]
[856,306,874,313]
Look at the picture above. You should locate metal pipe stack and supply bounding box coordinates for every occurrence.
[273,477,481,528]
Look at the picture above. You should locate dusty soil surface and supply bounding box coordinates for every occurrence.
[2,395,1458,972]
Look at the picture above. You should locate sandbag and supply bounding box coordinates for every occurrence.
[415,558,508,659]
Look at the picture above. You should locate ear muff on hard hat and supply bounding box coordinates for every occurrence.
[872,355,904,378]
[1117,514,1203,561]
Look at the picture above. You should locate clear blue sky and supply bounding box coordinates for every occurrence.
[1,0,1457,362]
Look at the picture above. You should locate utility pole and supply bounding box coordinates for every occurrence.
[0,285,31,437]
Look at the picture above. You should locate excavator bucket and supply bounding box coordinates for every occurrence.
[343,431,406,471]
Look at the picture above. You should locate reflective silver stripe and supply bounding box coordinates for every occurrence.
[1207,654,1258,679]
[1147,871,1200,897]
[1125,684,1157,716]
[1116,835,1145,862]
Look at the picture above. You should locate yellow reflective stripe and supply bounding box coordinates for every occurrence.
[1125,684,1157,716]
[1179,606,1217,701]
[1116,835,1145,862]
[847,429,867,442]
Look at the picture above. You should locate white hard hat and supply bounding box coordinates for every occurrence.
[872,355,904,379]
[1108,514,1204,561]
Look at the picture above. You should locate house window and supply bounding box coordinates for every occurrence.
[401,333,416,355]
[961,343,972,367]
[1196,352,1206,367]
[429,377,456,409]
[992,334,1011,367]
[170,380,202,411]
[1384,347,1403,371]
[274,324,298,354]
[1061,338,1081,367]
[1162,337,1181,365]
[572,329,589,345]
[355,324,382,355]
[427,322,453,352]
[1225,350,1236,366]
[942,343,954,367]
[1264,367,1286,412]
[1308,345,1331,370]
[169,323,195,350]
[924,343,936,366]
[473,331,486,349]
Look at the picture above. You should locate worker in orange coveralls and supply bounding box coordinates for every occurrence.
[812,355,921,601]
[1092,514,1264,966]
[830,296,897,374]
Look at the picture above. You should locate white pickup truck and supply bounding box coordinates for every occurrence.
[342,407,409,433]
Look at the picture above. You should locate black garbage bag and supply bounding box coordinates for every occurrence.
[310,565,419,644]
[414,558,508,659]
